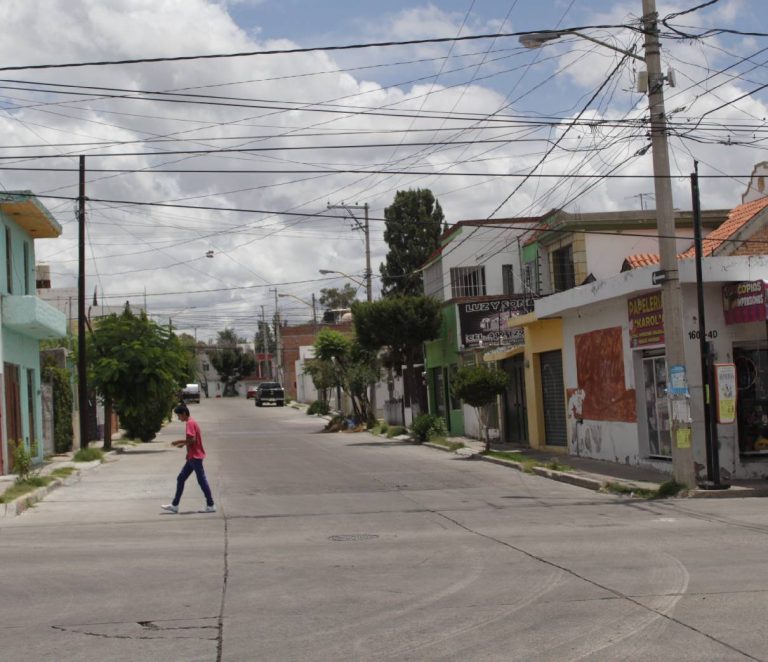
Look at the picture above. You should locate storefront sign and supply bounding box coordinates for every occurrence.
[715,363,737,424]
[722,280,768,325]
[458,296,534,348]
[628,292,664,348]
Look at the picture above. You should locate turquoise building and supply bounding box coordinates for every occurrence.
[0,192,66,474]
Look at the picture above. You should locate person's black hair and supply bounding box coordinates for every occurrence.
[174,404,190,416]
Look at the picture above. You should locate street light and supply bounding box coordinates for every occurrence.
[319,269,367,289]
[519,30,643,61]
[519,1,696,486]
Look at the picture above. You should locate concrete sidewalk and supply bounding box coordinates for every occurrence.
[0,441,121,518]
[426,434,768,499]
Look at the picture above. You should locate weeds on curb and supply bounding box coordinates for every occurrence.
[73,448,104,463]
[603,479,685,500]
[428,438,465,452]
[0,476,54,503]
[482,450,570,474]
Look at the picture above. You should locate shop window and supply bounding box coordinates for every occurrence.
[735,347,768,454]
[643,355,671,457]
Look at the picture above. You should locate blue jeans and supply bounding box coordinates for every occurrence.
[173,458,214,507]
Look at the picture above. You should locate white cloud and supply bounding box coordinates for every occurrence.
[0,0,762,339]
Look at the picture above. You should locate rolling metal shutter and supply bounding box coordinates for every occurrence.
[540,350,567,446]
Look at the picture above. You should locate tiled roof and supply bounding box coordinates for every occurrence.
[680,196,768,258]
[623,253,660,269]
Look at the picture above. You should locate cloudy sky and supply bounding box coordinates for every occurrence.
[0,0,765,341]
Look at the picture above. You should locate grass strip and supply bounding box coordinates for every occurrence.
[0,476,54,503]
[482,450,572,474]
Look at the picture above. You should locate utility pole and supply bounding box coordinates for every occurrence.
[327,202,376,421]
[327,202,371,302]
[271,289,282,383]
[77,156,88,449]
[311,293,318,329]
[643,0,695,486]
[260,305,267,378]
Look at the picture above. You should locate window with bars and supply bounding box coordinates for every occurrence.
[501,264,514,295]
[552,244,575,292]
[523,261,538,295]
[450,266,486,298]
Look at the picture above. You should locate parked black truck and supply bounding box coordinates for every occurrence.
[254,382,285,407]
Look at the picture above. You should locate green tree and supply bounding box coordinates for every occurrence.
[319,284,359,310]
[88,308,189,445]
[209,328,256,396]
[380,189,444,297]
[352,296,441,408]
[450,365,508,452]
[309,328,378,426]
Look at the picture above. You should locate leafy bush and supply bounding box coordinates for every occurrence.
[307,400,331,416]
[379,421,389,435]
[386,425,409,438]
[411,413,447,442]
[74,447,104,463]
[43,364,73,453]
[12,441,36,481]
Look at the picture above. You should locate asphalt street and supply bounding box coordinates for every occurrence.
[2,398,768,661]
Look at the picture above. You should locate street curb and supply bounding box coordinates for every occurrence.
[0,473,74,518]
[0,451,117,519]
[423,442,636,494]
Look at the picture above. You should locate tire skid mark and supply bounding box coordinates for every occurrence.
[433,511,760,661]
[562,552,690,661]
[370,569,565,661]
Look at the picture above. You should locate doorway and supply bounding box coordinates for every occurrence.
[540,350,567,446]
[502,354,527,443]
[4,363,21,471]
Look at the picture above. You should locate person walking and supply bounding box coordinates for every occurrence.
[162,404,216,514]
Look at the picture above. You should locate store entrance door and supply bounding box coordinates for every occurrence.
[502,354,527,443]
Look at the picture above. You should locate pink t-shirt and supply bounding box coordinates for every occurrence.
[185,417,206,460]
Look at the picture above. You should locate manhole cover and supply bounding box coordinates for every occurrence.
[328,534,379,542]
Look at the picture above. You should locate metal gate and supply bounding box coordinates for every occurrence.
[540,350,567,446]
[502,354,527,443]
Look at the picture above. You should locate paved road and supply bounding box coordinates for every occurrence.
[2,398,768,661]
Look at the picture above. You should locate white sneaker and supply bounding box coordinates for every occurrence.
[200,505,216,513]
[161,504,178,514]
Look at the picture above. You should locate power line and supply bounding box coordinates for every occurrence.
[0,24,639,72]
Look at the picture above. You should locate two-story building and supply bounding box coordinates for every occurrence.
[423,207,730,448]
[0,192,66,474]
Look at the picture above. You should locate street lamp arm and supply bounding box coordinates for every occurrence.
[519,30,644,62]
[318,269,366,288]
[278,292,312,307]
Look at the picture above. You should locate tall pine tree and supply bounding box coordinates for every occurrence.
[380,189,444,297]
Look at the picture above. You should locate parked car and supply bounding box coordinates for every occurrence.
[246,385,258,399]
[181,383,200,404]
[254,382,285,407]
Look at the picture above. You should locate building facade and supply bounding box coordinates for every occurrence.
[0,193,66,474]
